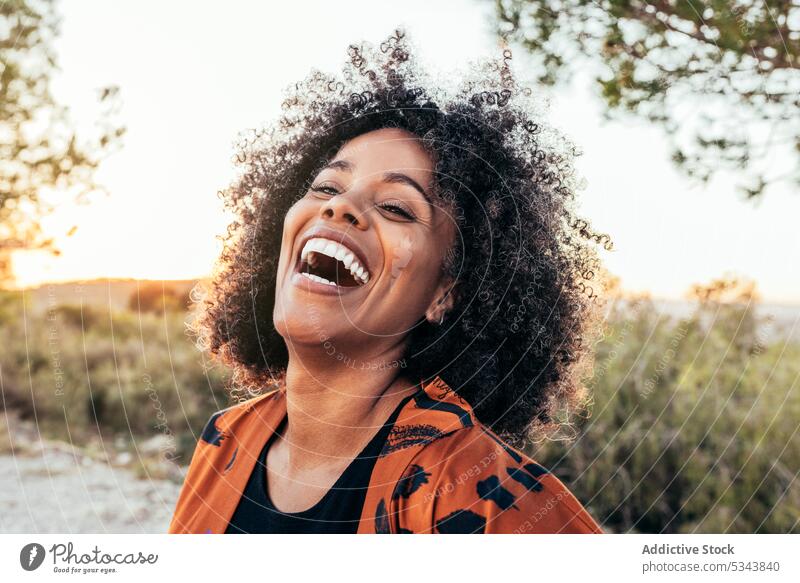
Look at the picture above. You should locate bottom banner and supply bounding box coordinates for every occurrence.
[1,534,797,582]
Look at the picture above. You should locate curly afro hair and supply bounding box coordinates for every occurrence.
[195,29,612,446]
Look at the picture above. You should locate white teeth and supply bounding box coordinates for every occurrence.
[301,240,314,261]
[298,237,370,284]
[301,272,336,286]
[349,261,368,284]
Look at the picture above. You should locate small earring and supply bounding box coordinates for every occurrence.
[437,312,445,325]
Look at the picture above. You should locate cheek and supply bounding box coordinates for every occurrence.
[282,199,307,233]
[383,237,442,305]
[278,200,312,264]
[385,234,416,280]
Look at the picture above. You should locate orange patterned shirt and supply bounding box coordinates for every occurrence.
[168,376,602,534]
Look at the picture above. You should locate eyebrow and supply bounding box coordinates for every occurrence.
[321,159,433,206]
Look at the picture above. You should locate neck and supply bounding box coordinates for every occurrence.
[279,340,419,471]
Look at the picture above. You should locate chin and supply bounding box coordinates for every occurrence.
[273,306,349,348]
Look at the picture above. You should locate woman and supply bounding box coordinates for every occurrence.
[169,30,611,534]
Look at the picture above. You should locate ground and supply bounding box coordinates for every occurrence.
[0,442,182,533]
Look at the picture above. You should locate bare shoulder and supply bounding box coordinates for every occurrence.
[393,423,602,534]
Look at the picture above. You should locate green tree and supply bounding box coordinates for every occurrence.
[0,0,123,282]
[494,0,800,198]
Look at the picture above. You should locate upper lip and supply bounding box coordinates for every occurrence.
[294,224,373,279]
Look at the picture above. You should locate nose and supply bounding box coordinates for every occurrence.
[319,190,369,230]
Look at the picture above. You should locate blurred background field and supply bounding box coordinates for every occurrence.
[0,280,226,470]
[1,277,797,533]
[531,280,800,534]
[0,280,228,532]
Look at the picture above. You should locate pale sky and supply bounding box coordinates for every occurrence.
[11,0,800,304]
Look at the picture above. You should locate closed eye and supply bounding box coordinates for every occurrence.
[310,184,340,195]
[379,202,416,221]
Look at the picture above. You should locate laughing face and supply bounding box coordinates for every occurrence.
[273,127,456,359]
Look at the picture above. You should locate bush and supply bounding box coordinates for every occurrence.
[0,295,228,464]
[128,282,191,314]
[530,292,800,533]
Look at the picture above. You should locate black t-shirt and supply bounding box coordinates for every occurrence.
[225,393,413,534]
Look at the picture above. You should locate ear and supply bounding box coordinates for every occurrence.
[425,275,456,325]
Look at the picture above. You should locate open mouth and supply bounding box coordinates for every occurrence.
[297,237,370,288]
